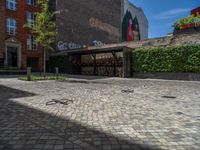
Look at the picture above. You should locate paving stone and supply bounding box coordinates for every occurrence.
[0,77,199,150]
[54,145,64,150]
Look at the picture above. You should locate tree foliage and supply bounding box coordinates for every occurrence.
[173,14,200,30]
[28,0,57,51]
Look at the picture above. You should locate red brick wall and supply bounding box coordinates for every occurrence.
[0,0,5,59]
[56,0,121,47]
[4,0,43,71]
[191,7,200,16]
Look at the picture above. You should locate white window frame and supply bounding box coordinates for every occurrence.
[6,0,17,11]
[6,18,17,35]
[27,35,37,50]
[26,0,37,6]
[26,11,36,26]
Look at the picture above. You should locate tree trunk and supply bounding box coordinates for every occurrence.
[43,48,46,78]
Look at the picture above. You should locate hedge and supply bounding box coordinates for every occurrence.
[132,45,200,73]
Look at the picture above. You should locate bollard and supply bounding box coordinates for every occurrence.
[27,67,31,81]
[55,67,59,80]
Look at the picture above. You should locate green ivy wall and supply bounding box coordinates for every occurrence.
[132,45,200,73]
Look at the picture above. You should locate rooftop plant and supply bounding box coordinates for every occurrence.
[172,14,200,30]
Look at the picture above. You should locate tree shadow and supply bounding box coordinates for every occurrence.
[63,74,112,81]
[0,85,161,150]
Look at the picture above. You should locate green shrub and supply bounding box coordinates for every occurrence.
[172,14,200,29]
[18,76,65,81]
[0,67,20,71]
[132,45,200,73]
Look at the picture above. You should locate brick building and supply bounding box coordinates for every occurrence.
[0,0,43,71]
[0,0,148,72]
[52,0,148,51]
[191,7,200,16]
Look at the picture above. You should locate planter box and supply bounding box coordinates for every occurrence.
[173,26,200,35]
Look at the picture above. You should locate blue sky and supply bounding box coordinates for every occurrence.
[130,0,200,38]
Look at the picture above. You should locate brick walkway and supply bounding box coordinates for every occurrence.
[0,77,199,150]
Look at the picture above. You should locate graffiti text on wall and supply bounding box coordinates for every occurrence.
[57,41,82,51]
[92,40,105,46]
[89,17,120,38]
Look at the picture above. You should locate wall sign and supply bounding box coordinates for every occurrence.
[57,41,82,51]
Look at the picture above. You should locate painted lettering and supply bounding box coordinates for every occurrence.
[92,40,105,46]
[57,41,82,51]
[89,17,120,38]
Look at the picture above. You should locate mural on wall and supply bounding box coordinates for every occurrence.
[122,10,140,42]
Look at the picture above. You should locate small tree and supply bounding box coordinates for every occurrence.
[27,0,57,77]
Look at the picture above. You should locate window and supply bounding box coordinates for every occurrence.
[27,35,37,50]
[26,0,36,6]
[6,18,17,35]
[26,11,36,26]
[6,0,17,11]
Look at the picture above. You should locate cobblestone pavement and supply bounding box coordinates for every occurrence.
[0,77,200,150]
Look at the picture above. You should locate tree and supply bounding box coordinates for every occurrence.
[26,0,57,77]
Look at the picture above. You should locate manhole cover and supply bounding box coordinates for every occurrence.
[46,99,73,106]
[93,110,99,113]
[176,112,184,115]
[162,95,176,99]
[121,89,134,93]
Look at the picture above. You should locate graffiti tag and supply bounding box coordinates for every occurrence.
[57,41,82,51]
[92,40,105,46]
[89,17,120,38]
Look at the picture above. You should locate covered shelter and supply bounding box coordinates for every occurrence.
[55,45,132,78]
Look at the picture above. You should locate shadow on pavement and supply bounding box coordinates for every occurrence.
[0,85,160,150]
[64,74,112,81]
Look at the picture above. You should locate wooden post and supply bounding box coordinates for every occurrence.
[123,48,132,78]
[112,51,116,77]
[27,67,31,81]
[55,67,59,80]
[43,48,46,78]
[92,53,96,75]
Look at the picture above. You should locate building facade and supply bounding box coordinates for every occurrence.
[191,7,200,16]
[53,0,148,51]
[0,0,43,71]
[0,0,148,71]
[121,0,148,41]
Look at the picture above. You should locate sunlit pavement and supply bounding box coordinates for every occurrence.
[0,76,200,150]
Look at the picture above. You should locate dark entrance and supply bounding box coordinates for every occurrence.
[56,46,132,78]
[80,52,123,77]
[7,46,18,67]
[27,57,39,72]
[67,47,126,77]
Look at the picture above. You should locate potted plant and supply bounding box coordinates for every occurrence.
[179,18,188,29]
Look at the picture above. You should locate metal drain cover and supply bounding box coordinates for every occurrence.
[46,99,73,106]
[162,96,176,99]
[121,89,134,93]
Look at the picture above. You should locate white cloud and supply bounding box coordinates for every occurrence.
[154,8,191,20]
